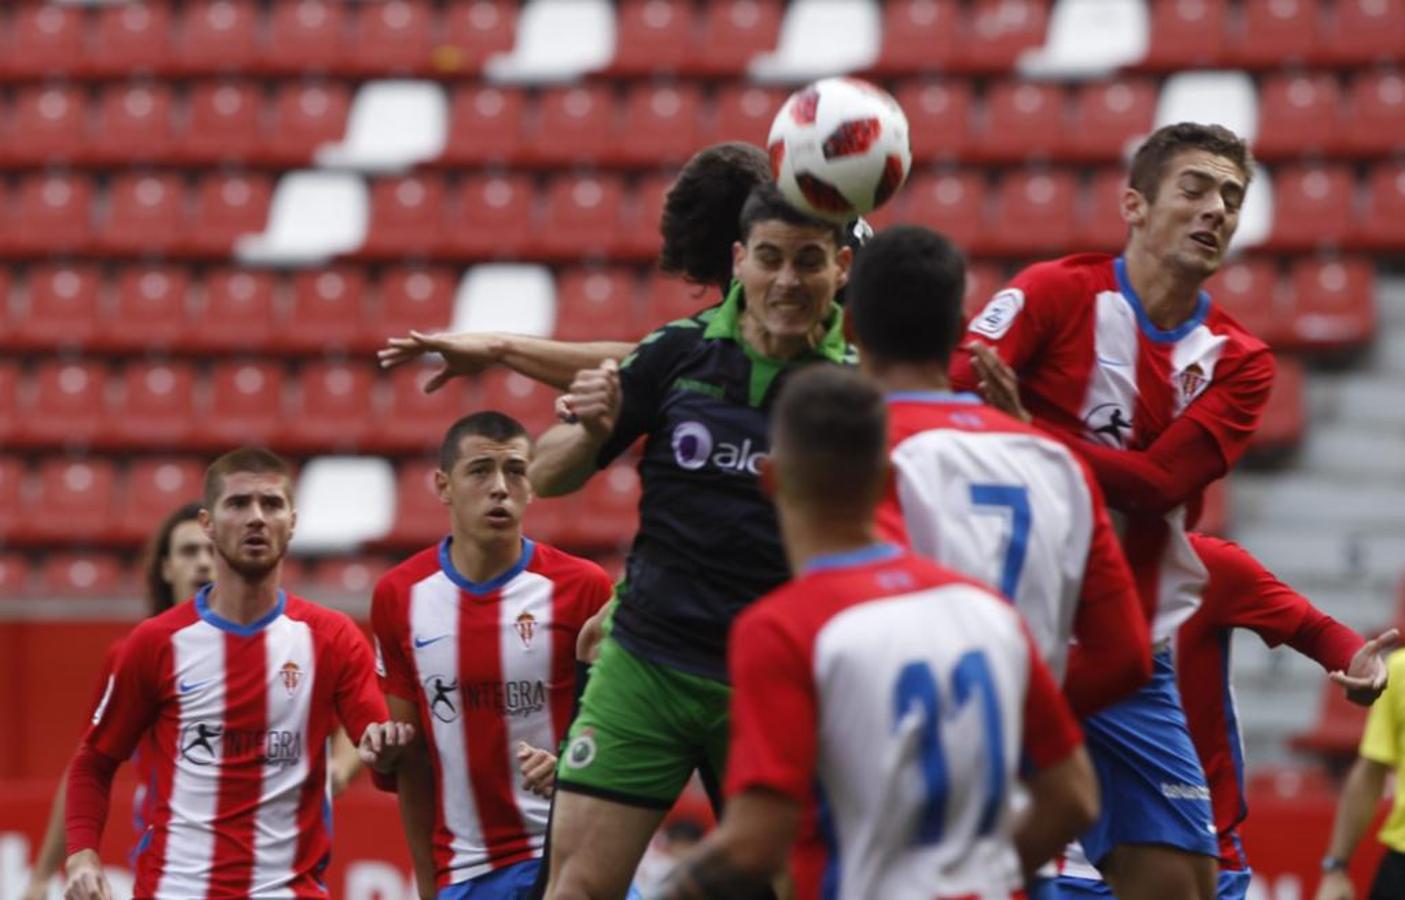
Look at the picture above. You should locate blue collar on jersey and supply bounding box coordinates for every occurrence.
[885,390,983,405]
[194,583,287,636]
[438,536,535,595]
[800,542,903,576]
[1114,256,1211,344]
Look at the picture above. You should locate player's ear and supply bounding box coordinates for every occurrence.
[433,468,452,505]
[757,455,778,499]
[732,240,746,278]
[1121,185,1146,227]
[834,244,853,288]
[198,507,214,538]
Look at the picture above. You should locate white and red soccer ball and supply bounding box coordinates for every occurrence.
[767,77,912,223]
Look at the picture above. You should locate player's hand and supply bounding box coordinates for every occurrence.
[558,359,622,439]
[1314,869,1355,900]
[1331,628,1398,706]
[378,330,506,392]
[966,342,1031,424]
[357,721,416,773]
[63,850,112,900]
[517,742,557,798]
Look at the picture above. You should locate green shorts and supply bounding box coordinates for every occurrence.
[556,635,731,809]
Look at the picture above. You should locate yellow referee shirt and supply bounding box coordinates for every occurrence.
[1361,649,1405,853]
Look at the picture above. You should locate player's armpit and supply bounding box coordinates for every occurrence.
[657,789,801,900]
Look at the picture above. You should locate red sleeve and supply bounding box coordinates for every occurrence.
[1181,349,1275,470]
[84,628,162,763]
[724,607,817,803]
[1193,534,1364,673]
[1063,473,1153,718]
[1021,624,1083,770]
[65,744,122,855]
[950,270,1061,392]
[371,576,417,702]
[334,615,390,744]
[1041,414,1226,516]
[84,641,123,719]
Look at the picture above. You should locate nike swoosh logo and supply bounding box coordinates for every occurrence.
[178,679,210,694]
[413,634,450,649]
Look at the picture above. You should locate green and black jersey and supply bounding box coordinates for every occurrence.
[596,282,857,682]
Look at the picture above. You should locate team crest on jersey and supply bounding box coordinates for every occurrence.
[279,661,302,696]
[1175,362,1209,406]
[515,611,537,650]
[564,729,597,770]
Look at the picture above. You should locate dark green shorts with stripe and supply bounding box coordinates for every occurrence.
[556,635,731,808]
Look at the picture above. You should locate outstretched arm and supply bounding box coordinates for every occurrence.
[529,360,623,497]
[379,331,635,393]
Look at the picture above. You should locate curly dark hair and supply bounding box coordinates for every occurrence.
[658,141,772,289]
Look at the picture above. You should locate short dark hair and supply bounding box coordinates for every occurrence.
[142,500,203,617]
[439,411,531,472]
[848,225,966,365]
[203,448,293,509]
[659,142,772,289]
[1129,122,1254,202]
[772,365,888,513]
[738,181,846,247]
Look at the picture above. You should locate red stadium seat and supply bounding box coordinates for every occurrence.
[13,264,102,351]
[1255,73,1346,161]
[1075,168,1130,254]
[1249,355,1305,453]
[260,81,352,166]
[1205,258,1291,347]
[182,172,273,257]
[957,0,1048,73]
[278,266,369,353]
[1346,71,1405,158]
[362,174,448,260]
[962,262,1008,323]
[618,172,674,260]
[385,459,447,548]
[479,370,559,436]
[3,85,87,166]
[529,86,616,167]
[440,85,527,166]
[614,84,704,167]
[90,1,174,77]
[688,0,782,75]
[1138,0,1229,69]
[1353,162,1405,250]
[16,362,106,448]
[176,0,261,74]
[371,266,457,343]
[17,459,119,544]
[40,553,127,597]
[205,361,286,448]
[535,175,626,259]
[5,173,95,256]
[0,553,30,596]
[1267,164,1356,252]
[558,463,640,550]
[0,364,17,446]
[262,0,345,73]
[2,4,85,79]
[711,85,785,145]
[0,457,21,541]
[309,557,393,599]
[372,364,475,453]
[901,170,990,255]
[86,83,177,164]
[1062,79,1157,162]
[1323,0,1405,65]
[973,81,1064,162]
[895,80,973,162]
[1286,257,1376,352]
[1229,0,1321,68]
[101,265,194,353]
[103,362,199,450]
[438,0,517,72]
[443,174,535,259]
[610,0,698,75]
[95,173,186,256]
[178,81,265,164]
[642,273,717,328]
[986,170,1076,256]
[113,458,206,544]
[283,362,378,451]
[554,268,642,342]
[344,0,434,76]
[877,0,961,74]
[193,268,278,352]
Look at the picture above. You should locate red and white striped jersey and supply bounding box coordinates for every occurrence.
[952,254,1273,641]
[371,538,613,890]
[80,587,388,899]
[727,545,1082,900]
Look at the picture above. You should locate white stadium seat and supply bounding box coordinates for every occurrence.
[291,456,397,554]
[315,80,448,173]
[749,0,882,83]
[451,264,558,337]
[1154,70,1259,142]
[485,0,616,84]
[1018,0,1149,80]
[235,171,368,265]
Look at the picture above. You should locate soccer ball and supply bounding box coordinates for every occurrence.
[767,77,912,223]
